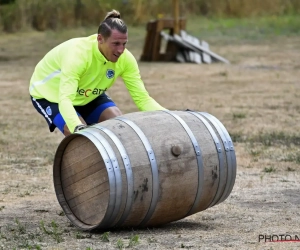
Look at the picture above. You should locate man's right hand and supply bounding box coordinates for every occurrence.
[73,124,87,133]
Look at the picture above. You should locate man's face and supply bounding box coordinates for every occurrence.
[97,29,128,62]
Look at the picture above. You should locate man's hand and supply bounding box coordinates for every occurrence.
[74,124,87,133]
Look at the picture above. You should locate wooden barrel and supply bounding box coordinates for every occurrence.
[53,110,236,231]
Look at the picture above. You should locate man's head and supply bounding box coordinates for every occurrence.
[97,10,128,62]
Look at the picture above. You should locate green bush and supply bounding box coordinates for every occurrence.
[1,0,300,32]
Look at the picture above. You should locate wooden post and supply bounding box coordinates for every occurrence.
[172,0,180,34]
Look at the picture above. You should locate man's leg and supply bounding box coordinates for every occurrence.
[98,106,122,122]
[30,97,64,133]
[79,93,122,125]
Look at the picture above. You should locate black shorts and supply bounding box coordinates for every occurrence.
[30,93,116,132]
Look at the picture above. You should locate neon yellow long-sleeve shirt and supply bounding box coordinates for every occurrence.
[29,34,165,132]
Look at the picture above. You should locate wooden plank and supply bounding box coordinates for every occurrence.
[180,30,198,64]
[184,50,190,62]
[179,30,228,64]
[194,52,202,64]
[201,40,212,64]
[176,50,186,63]
[180,35,230,64]
[141,18,187,62]
[162,31,200,55]
[151,19,165,61]
[161,40,179,61]
[140,21,156,61]
[161,31,192,51]
[70,189,110,225]
[161,31,196,63]
[183,32,208,64]
[160,31,179,61]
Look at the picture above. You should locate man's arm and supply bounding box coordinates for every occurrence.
[59,46,87,133]
[121,51,166,111]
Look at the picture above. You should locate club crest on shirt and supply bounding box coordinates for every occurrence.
[46,106,52,116]
[106,69,115,79]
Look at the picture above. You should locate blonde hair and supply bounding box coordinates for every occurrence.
[98,10,127,38]
[104,9,121,20]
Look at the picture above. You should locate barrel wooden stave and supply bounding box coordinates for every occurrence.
[92,129,129,227]
[60,136,110,226]
[121,111,199,226]
[176,112,221,213]
[95,118,154,227]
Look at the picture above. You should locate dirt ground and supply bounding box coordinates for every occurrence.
[0,29,300,250]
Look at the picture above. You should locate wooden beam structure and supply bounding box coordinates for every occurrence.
[161,31,230,64]
[140,18,186,62]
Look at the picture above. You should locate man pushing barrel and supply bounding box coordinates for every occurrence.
[29,9,165,136]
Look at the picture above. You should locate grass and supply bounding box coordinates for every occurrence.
[128,234,140,247]
[286,167,295,172]
[230,130,300,166]
[255,132,300,147]
[15,218,26,234]
[39,220,63,243]
[233,112,246,119]
[0,219,141,249]
[282,153,300,164]
[116,238,124,249]
[249,149,262,158]
[187,14,300,43]
[263,166,276,173]
[229,131,300,146]
[18,190,31,197]
[100,231,110,242]
[0,219,42,249]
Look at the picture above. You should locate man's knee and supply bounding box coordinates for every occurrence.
[98,106,122,122]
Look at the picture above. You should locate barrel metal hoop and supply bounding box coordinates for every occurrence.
[85,128,123,227]
[78,130,117,228]
[199,112,236,204]
[92,125,134,227]
[162,110,204,216]
[202,114,237,198]
[115,117,159,227]
[186,111,225,208]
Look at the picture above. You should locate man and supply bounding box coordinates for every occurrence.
[29,9,165,136]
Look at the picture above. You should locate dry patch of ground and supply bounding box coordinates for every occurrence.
[0,29,299,249]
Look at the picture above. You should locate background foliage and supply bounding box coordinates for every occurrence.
[0,0,300,32]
